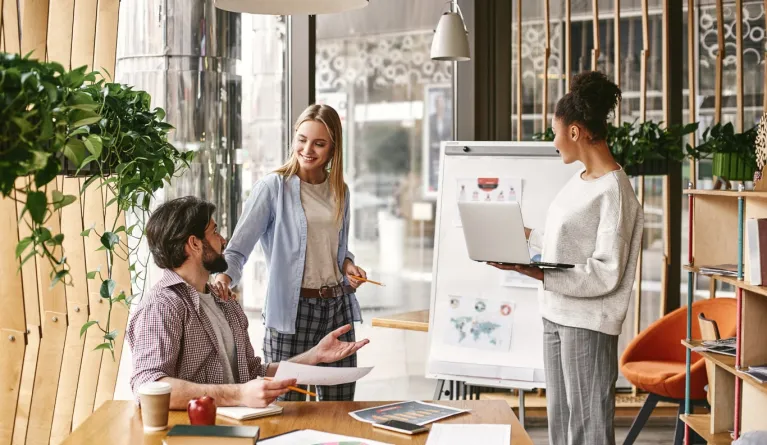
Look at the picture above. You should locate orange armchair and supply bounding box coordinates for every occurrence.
[620,297,737,445]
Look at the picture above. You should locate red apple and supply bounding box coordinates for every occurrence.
[187,396,216,425]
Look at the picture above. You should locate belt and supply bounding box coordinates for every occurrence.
[300,284,355,299]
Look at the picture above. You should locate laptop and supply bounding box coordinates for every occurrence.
[457,201,574,269]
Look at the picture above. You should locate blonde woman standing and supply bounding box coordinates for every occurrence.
[213,104,367,401]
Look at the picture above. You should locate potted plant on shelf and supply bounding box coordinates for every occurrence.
[1,53,193,357]
[692,122,758,184]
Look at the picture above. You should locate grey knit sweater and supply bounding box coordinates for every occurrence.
[529,168,644,336]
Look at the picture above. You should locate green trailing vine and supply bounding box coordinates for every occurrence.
[1,53,193,357]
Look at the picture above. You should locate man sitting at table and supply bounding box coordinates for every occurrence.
[127,196,369,409]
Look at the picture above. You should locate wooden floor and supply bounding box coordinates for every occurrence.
[527,426,677,445]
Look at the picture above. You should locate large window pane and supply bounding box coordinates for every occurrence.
[316,0,454,400]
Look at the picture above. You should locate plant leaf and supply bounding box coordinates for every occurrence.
[100,232,119,250]
[15,237,33,258]
[52,191,77,210]
[83,134,103,157]
[26,191,47,224]
[100,279,116,299]
[63,139,87,167]
[50,270,68,288]
[94,343,113,352]
[80,320,99,338]
[86,270,98,279]
[103,329,119,341]
[70,109,102,127]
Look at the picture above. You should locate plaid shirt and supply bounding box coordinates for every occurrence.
[127,270,266,398]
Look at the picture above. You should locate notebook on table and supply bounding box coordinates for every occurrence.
[164,425,259,445]
[216,405,284,421]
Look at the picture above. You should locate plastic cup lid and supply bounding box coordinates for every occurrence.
[138,381,172,395]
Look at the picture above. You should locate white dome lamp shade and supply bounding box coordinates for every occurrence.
[214,0,368,15]
[430,1,470,62]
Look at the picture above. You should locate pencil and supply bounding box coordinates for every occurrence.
[263,377,317,397]
[348,274,385,286]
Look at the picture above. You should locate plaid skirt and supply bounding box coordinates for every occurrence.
[263,293,357,401]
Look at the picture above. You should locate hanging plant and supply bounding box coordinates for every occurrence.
[1,53,193,357]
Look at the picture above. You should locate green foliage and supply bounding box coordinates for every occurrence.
[693,122,758,165]
[1,53,193,358]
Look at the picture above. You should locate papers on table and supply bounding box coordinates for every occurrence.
[425,424,511,445]
[349,401,469,426]
[259,429,392,444]
[216,405,283,420]
[272,361,373,386]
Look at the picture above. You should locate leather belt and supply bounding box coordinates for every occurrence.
[300,284,355,299]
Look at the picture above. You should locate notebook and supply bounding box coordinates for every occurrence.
[216,405,284,421]
[164,425,259,445]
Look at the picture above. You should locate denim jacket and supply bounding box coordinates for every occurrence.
[223,173,360,334]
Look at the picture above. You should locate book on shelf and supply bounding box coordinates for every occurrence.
[702,337,737,347]
[692,338,737,357]
[163,425,259,445]
[746,218,767,285]
[742,366,767,384]
[698,264,739,277]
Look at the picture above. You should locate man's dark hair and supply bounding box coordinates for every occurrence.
[146,196,216,269]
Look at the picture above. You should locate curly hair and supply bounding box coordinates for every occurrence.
[554,71,622,142]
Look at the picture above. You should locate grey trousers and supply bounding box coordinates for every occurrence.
[543,318,619,445]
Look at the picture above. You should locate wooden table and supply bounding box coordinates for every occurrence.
[62,400,532,445]
[371,309,429,332]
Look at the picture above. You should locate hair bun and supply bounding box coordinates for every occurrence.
[570,71,621,122]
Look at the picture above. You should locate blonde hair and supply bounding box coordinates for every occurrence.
[274,104,346,223]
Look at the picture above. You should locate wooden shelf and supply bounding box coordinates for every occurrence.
[679,414,733,444]
[682,340,767,397]
[684,265,767,299]
[684,189,767,198]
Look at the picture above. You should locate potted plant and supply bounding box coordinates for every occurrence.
[693,122,758,182]
[1,53,192,356]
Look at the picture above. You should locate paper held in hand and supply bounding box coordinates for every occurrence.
[272,361,373,386]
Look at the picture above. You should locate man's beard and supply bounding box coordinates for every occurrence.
[202,240,228,274]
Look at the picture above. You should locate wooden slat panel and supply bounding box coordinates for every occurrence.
[715,0,724,124]
[591,0,599,70]
[94,186,132,409]
[49,308,88,445]
[614,0,620,123]
[92,0,119,79]
[20,0,49,58]
[735,0,744,133]
[688,0,697,186]
[70,0,98,70]
[61,178,88,306]
[26,312,67,445]
[541,0,550,131]
[710,366,735,434]
[692,196,739,267]
[46,0,76,68]
[0,194,25,333]
[15,178,40,328]
[565,0,571,91]
[741,382,767,433]
[71,294,106,429]
[740,290,767,368]
[516,0,522,141]
[0,329,26,445]
[2,0,20,54]
[72,179,107,429]
[12,325,40,445]
[36,181,67,316]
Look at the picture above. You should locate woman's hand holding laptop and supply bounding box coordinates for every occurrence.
[486,262,544,281]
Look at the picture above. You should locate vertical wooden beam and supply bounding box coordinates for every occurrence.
[715,0,724,124]
[635,0,650,338]
[94,185,132,410]
[735,0,744,133]
[688,0,697,187]
[764,0,767,114]
[516,0,522,141]
[591,0,599,71]
[542,0,550,131]
[661,0,672,317]
[26,312,67,445]
[614,0,621,124]
[72,180,107,429]
[2,0,21,54]
[92,0,120,79]
[46,0,76,67]
[12,326,39,445]
[37,181,67,316]
[50,178,89,445]
[70,0,99,71]
[20,0,49,59]
[14,178,40,330]
[565,0,571,91]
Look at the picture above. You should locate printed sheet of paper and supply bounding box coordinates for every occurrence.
[272,361,373,386]
[259,429,392,445]
[440,295,514,352]
[425,424,511,445]
[349,401,469,426]
[454,177,523,227]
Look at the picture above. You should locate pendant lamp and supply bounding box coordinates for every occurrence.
[430,1,470,61]
[214,0,369,15]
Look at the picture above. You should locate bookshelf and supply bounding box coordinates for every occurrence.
[684,187,767,443]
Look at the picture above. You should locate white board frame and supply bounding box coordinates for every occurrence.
[426,140,583,390]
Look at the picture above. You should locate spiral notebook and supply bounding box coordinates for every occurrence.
[216,405,283,421]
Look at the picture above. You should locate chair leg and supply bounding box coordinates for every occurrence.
[623,393,659,445]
